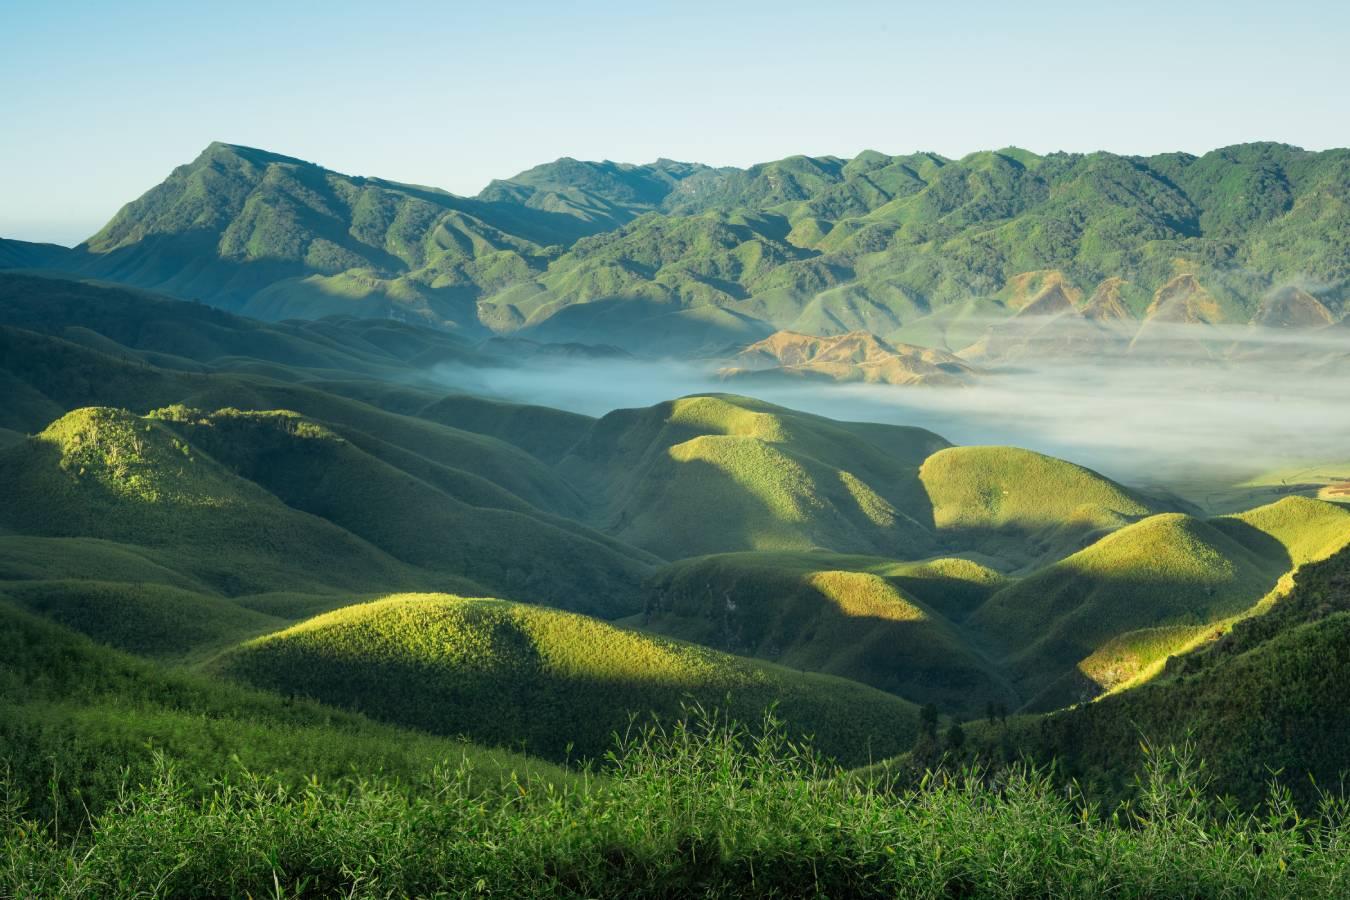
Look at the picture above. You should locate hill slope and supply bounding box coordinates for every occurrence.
[0,599,567,823]
[214,593,920,766]
[639,551,1013,716]
[982,543,1350,806]
[968,498,1350,707]
[918,446,1163,567]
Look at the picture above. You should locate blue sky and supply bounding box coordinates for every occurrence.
[3,0,1347,245]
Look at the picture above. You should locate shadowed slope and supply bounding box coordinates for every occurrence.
[0,407,417,597]
[980,545,1350,806]
[969,498,1350,709]
[639,551,1013,716]
[160,407,654,617]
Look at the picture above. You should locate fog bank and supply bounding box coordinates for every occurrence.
[437,325,1350,495]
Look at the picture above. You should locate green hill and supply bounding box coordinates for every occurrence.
[559,394,948,560]
[0,271,491,377]
[72,142,596,327]
[918,445,1163,567]
[159,407,653,616]
[968,498,1350,707]
[0,407,420,597]
[214,593,920,766]
[640,551,1013,716]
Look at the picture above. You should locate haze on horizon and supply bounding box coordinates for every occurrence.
[3,0,1349,246]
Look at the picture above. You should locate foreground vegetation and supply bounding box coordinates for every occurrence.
[6,714,1350,898]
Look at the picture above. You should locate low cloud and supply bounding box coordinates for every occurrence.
[434,324,1350,493]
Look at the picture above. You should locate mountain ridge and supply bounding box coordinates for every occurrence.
[5,140,1345,354]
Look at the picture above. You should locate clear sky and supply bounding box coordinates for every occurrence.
[3,0,1347,246]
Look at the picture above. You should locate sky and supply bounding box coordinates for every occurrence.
[3,0,1348,246]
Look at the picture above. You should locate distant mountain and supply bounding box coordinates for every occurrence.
[477,157,716,233]
[6,142,1345,354]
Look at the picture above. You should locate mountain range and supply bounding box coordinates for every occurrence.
[3,141,1346,355]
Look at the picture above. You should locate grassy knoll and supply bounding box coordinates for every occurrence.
[214,593,920,766]
[970,513,1283,701]
[918,445,1161,568]
[2,580,284,662]
[640,551,1013,715]
[560,393,947,559]
[0,407,420,597]
[6,712,1350,898]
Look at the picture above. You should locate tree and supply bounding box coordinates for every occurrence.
[920,703,939,737]
[945,722,966,752]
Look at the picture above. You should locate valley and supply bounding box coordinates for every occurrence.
[2,140,1348,896]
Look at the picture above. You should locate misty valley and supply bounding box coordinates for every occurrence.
[2,140,1349,897]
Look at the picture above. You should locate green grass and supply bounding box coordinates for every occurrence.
[7,711,1350,898]
[641,550,1013,716]
[159,407,654,617]
[0,407,419,597]
[968,499,1350,707]
[0,600,570,826]
[213,593,920,767]
[22,142,1349,351]
[1,579,284,662]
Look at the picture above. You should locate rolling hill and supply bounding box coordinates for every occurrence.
[917,445,1165,567]
[967,498,1350,708]
[559,394,949,560]
[213,593,920,766]
[0,598,569,824]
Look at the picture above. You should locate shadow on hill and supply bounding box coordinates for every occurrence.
[988,517,1296,711]
[610,454,937,561]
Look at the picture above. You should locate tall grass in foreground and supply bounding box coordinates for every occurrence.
[4,713,1349,898]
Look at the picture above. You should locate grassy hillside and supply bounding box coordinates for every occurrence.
[159,406,653,616]
[979,543,1350,806]
[640,551,1013,715]
[215,593,920,766]
[560,394,949,560]
[0,271,492,377]
[73,142,592,327]
[0,599,567,824]
[0,407,421,597]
